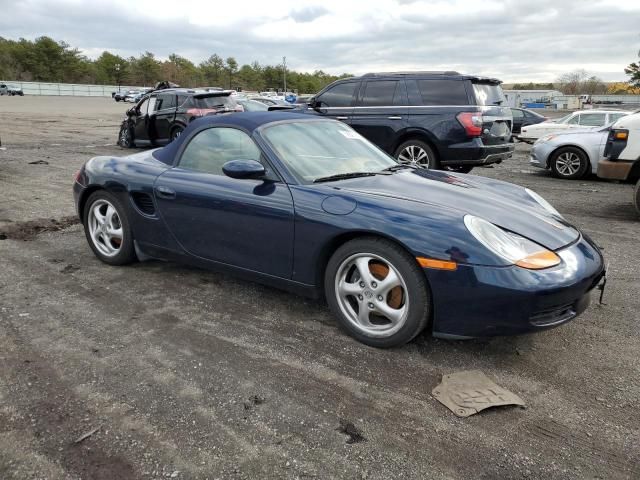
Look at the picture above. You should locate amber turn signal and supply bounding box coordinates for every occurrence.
[614,131,628,140]
[515,250,561,270]
[417,257,458,271]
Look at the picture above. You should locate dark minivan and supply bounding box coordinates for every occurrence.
[305,71,514,173]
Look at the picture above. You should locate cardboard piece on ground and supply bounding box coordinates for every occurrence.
[432,370,525,417]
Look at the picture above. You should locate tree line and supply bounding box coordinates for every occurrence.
[0,36,352,94]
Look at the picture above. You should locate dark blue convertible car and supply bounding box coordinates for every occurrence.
[73,112,605,347]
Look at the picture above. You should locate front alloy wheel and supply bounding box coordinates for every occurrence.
[550,147,589,179]
[335,253,409,339]
[325,237,430,348]
[118,123,133,148]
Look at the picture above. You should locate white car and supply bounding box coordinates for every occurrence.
[520,110,628,142]
[530,128,610,179]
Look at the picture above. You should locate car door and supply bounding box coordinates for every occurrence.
[153,126,295,278]
[133,97,151,144]
[310,81,359,123]
[350,79,408,154]
[153,93,176,144]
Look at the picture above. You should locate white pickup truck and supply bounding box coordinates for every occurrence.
[597,111,640,215]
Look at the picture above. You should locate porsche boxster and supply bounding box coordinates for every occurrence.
[73,112,605,347]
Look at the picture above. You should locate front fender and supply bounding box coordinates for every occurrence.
[289,185,505,286]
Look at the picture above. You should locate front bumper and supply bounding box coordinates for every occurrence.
[597,159,634,181]
[529,141,553,170]
[427,234,605,338]
[73,181,86,221]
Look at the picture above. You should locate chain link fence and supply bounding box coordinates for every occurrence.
[0,80,147,97]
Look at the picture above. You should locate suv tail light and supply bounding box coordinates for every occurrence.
[456,112,483,137]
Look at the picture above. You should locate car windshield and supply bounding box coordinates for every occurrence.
[472,83,506,105]
[554,114,572,124]
[262,120,397,183]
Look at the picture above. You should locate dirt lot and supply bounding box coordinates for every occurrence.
[0,96,639,480]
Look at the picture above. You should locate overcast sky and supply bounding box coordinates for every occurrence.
[1,0,638,82]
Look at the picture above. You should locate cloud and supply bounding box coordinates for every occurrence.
[289,6,329,23]
[0,0,638,82]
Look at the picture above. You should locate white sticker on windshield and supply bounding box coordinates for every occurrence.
[339,130,362,139]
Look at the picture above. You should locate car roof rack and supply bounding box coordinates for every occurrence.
[362,71,461,77]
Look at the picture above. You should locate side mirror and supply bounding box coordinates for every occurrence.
[308,97,318,108]
[222,159,266,180]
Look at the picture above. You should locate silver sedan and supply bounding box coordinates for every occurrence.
[529,127,609,179]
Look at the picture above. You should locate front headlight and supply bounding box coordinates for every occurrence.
[464,215,561,269]
[536,134,556,143]
[525,188,562,217]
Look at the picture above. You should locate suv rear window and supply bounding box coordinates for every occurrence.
[416,79,468,105]
[193,95,236,109]
[472,83,506,106]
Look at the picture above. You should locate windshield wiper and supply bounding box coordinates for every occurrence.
[383,164,415,172]
[313,172,378,183]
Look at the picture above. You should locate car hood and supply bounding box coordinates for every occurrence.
[541,129,607,143]
[332,169,579,251]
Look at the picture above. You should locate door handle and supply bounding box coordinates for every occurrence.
[155,186,176,199]
[387,116,402,120]
[336,116,349,120]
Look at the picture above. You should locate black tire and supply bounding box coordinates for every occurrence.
[118,121,134,148]
[444,165,474,174]
[170,126,184,142]
[394,139,440,169]
[324,237,431,348]
[83,190,136,266]
[634,180,640,217]
[550,146,589,179]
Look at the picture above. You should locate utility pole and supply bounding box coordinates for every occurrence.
[115,63,121,92]
[283,56,287,94]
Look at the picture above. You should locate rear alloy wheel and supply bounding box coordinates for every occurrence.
[550,147,589,179]
[395,140,439,169]
[83,191,136,265]
[170,126,184,142]
[325,238,430,348]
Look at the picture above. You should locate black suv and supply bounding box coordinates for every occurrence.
[304,71,514,172]
[118,89,239,148]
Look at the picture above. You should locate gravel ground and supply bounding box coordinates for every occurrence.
[0,96,639,480]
